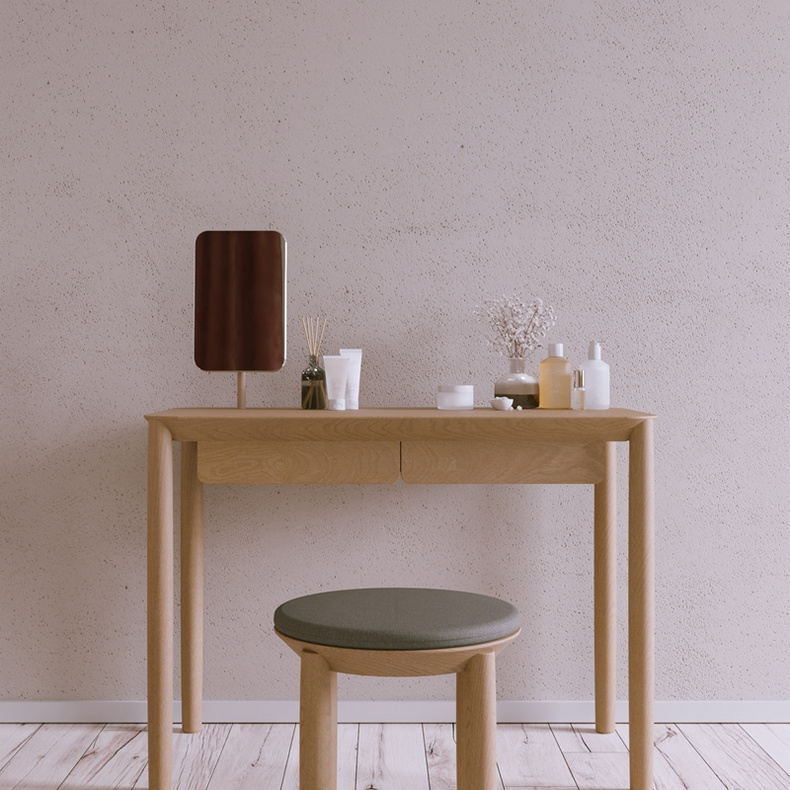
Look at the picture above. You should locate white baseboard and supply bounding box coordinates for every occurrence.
[0,700,788,724]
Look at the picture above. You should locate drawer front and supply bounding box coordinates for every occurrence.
[401,441,605,484]
[198,440,401,484]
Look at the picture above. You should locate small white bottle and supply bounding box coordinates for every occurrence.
[571,369,586,410]
[579,341,610,410]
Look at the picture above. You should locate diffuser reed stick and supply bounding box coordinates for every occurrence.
[301,316,327,358]
[301,316,327,409]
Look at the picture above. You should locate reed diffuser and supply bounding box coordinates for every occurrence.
[301,316,327,409]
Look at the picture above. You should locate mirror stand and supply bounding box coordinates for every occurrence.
[237,372,246,409]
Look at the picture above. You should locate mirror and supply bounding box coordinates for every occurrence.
[195,230,287,372]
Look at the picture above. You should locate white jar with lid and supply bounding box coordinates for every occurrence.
[437,385,474,410]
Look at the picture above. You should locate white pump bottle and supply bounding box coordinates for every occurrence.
[579,341,610,410]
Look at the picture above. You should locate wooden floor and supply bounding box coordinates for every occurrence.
[2,721,790,789]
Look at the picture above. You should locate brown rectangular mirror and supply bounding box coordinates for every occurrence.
[195,230,287,371]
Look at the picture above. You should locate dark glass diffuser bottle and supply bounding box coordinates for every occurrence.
[301,354,327,409]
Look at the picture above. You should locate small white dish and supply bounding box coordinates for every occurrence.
[490,397,514,411]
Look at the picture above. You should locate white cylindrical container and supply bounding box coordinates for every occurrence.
[437,385,474,410]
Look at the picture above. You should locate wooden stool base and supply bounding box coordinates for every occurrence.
[277,629,520,790]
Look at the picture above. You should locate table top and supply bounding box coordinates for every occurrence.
[145,407,655,444]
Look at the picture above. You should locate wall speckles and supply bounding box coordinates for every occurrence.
[2,0,789,704]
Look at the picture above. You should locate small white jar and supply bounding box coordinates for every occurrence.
[437,385,474,410]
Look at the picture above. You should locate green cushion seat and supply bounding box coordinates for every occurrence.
[273,587,521,651]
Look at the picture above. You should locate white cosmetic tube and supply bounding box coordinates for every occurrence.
[339,348,362,410]
[322,355,350,410]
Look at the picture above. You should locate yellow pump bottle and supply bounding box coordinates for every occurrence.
[539,343,572,409]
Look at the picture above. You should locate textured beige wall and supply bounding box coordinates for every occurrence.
[2,1,789,704]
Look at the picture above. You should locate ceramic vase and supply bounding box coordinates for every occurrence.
[494,358,539,409]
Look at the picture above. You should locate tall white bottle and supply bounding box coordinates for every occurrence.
[579,341,610,410]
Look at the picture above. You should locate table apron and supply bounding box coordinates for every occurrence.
[195,439,606,485]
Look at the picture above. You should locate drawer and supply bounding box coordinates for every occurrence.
[401,441,605,484]
[197,440,401,484]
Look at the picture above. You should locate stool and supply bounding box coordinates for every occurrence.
[274,587,521,790]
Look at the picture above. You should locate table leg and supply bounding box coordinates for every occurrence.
[594,441,617,733]
[181,442,204,733]
[147,420,174,790]
[629,420,655,790]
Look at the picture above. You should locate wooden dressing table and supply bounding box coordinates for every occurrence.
[145,407,655,790]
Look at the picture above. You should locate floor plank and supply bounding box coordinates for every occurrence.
[281,726,298,790]
[617,723,733,790]
[563,751,630,790]
[496,723,576,788]
[423,723,463,790]
[553,724,631,790]
[679,723,790,790]
[552,723,628,753]
[206,723,294,790]
[60,723,148,789]
[338,723,360,789]
[281,723,358,789]
[133,723,232,790]
[356,723,430,789]
[743,723,790,778]
[0,723,102,789]
[648,723,728,790]
[7,721,790,789]
[0,724,40,773]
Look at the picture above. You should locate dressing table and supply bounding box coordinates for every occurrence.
[145,405,655,790]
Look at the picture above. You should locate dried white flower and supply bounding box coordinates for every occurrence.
[474,295,556,359]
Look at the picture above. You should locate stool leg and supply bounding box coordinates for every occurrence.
[456,651,497,790]
[300,651,338,790]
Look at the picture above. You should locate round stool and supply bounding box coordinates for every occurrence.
[274,587,521,790]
